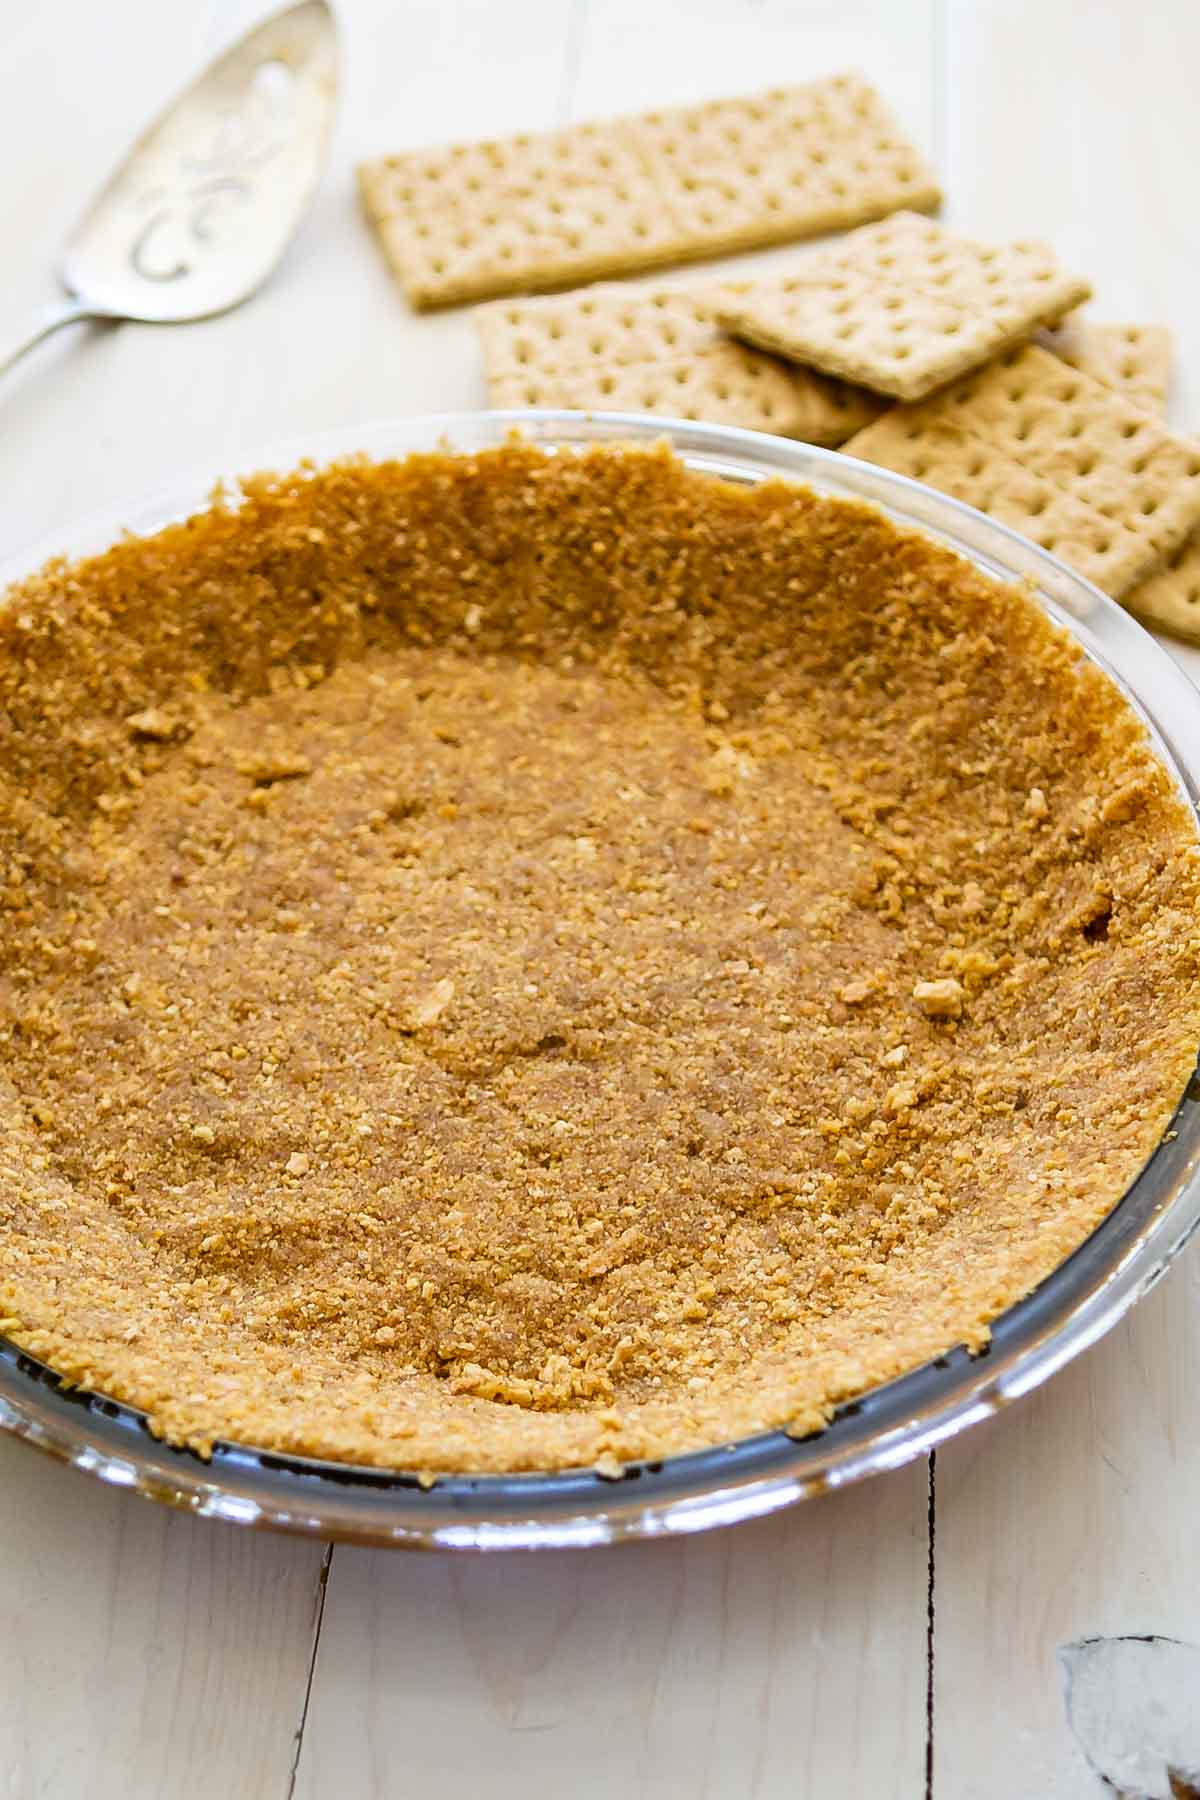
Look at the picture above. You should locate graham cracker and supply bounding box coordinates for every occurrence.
[841,343,1200,598]
[1125,537,1200,642]
[1038,319,1172,415]
[476,283,885,444]
[1090,326,1200,641]
[1036,321,1196,641]
[358,75,940,309]
[715,213,1091,401]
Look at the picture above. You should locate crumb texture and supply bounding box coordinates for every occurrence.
[0,442,1197,1474]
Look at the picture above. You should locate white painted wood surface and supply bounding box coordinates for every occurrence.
[933,4,1200,1793]
[297,1474,928,1800]
[0,1434,328,1799]
[0,3,1196,1795]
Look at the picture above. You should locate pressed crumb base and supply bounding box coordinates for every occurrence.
[0,441,1198,1475]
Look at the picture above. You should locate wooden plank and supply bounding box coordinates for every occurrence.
[0,3,938,1792]
[295,6,938,1792]
[295,1465,929,1800]
[0,1436,328,1800]
[940,0,1200,440]
[0,8,337,1797]
[935,1269,1200,1797]
[935,3,1200,1790]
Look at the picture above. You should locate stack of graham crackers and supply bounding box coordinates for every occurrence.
[358,75,1200,643]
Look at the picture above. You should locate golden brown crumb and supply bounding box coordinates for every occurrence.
[0,440,1196,1476]
[912,977,965,1019]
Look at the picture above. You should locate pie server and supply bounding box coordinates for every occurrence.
[0,0,338,383]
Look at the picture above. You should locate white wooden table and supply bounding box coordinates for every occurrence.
[2,4,1199,1794]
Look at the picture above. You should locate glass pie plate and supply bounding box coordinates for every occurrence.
[2,409,1199,1551]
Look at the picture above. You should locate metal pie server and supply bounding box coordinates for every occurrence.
[0,0,338,381]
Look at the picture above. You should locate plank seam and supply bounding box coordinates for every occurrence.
[286,1541,335,1799]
